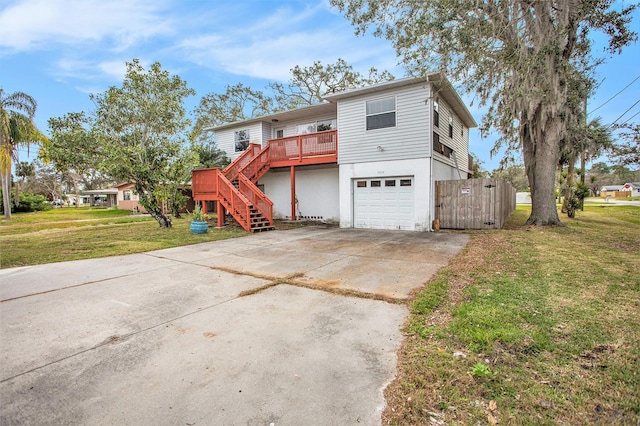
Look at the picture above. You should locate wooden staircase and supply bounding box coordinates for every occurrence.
[192,144,274,233]
[192,130,338,233]
[248,207,273,232]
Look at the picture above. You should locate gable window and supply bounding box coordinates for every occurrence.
[433,98,440,128]
[366,97,396,130]
[433,132,454,158]
[234,130,250,152]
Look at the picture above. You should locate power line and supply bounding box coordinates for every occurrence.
[589,74,640,116]
[616,109,640,126]
[606,99,640,129]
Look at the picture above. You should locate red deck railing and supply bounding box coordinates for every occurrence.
[192,168,253,232]
[238,174,273,224]
[240,145,271,182]
[268,130,337,166]
[223,143,261,181]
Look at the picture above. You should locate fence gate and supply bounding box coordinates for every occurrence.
[435,178,516,230]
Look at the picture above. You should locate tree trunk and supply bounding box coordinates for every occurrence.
[1,171,11,219]
[522,115,564,227]
[562,159,576,214]
[150,209,173,228]
[73,178,80,208]
[137,184,173,228]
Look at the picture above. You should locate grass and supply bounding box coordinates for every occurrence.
[384,204,639,425]
[0,207,247,268]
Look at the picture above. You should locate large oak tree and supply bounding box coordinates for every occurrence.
[270,58,394,110]
[332,0,637,225]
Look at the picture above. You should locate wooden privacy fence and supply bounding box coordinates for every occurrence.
[600,191,631,198]
[435,178,516,230]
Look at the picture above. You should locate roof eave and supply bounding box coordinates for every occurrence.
[205,102,337,132]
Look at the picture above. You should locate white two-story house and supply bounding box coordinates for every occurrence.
[192,73,477,232]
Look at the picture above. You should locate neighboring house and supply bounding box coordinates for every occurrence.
[192,73,477,232]
[115,182,146,213]
[64,194,87,206]
[622,182,640,196]
[115,182,196,214]
[600,185,627,198]
[81,189,118,207]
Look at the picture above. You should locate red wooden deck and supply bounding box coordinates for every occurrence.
[192,130,337,232]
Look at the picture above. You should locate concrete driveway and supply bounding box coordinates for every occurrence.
[0,227,468,425]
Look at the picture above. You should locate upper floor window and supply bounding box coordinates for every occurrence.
[297,119,337,134]
[448,116,454,138]
[433,132,454,158]
[366,97,396,130]
[297,123,317,134]
[317,119,336,131]
[235,129,250,152]
[433,98,440,128]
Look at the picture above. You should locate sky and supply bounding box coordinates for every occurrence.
[1,0,639,172]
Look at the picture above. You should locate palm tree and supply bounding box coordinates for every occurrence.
[194,142,231,169]
[559,117,612,213]
[1,89,46,219]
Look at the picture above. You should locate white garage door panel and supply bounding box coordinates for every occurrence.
[353,177,414,230]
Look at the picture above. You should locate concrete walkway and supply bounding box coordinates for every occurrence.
[0,227,468,425]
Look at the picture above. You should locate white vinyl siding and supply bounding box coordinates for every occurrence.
[260,122,271,147]
[431,97,469,172]
[258,166,339,221]
[337,83,431,164]
[216,122,266,160]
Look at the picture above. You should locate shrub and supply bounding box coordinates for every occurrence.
[14,192,52,212]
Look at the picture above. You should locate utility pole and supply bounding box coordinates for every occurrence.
[580,98,587,185]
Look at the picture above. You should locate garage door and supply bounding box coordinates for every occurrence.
[353,177,414,230]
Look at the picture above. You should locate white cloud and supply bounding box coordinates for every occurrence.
[0,0,174,53]
[175,4,400,82]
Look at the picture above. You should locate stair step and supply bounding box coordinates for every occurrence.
[250,224,274,232]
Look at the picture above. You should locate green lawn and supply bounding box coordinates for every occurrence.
[0,207,247,268]
[385,204,639,425]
